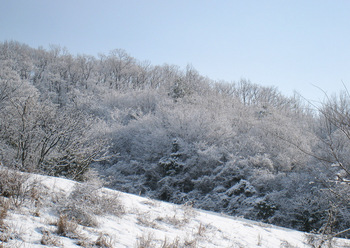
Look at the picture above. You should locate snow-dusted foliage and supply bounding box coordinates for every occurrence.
[0,41,349,238]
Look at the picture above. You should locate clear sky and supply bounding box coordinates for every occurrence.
[1,0,350,103]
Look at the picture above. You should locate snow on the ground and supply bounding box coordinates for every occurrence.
[1,174,350,248]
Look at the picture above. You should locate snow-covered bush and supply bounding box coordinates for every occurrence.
[57,181,124,227]
[0,167,30,207]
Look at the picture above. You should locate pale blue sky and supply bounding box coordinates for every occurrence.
[1,0,350,103]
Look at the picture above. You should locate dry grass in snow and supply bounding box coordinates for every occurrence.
[0,167,349,248]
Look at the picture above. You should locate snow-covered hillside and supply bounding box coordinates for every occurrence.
[1,172,349,248]
[3,41,350,241]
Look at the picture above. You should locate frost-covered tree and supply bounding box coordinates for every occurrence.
[311,91,350,237]
[0,64,109,180]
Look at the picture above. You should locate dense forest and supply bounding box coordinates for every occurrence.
[1,41,349,238]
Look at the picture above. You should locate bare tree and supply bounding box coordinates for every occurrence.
[311,90,350,240]
[0,68,109,180]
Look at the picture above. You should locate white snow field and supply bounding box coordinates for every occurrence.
[1,173,350,248]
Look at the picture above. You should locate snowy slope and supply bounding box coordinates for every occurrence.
[1,174,350,248]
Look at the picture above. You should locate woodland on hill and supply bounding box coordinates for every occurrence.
[0,41,350,238]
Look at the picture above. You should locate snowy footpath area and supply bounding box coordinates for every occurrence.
[1,174,350,248]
